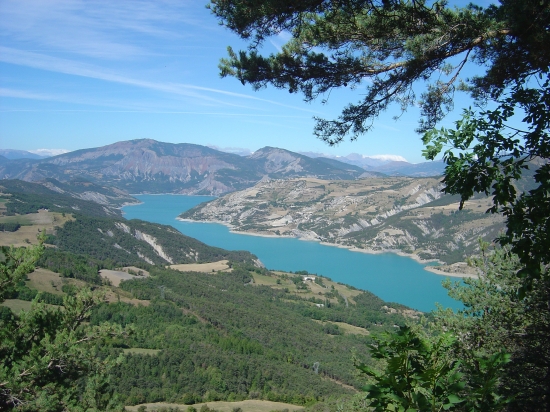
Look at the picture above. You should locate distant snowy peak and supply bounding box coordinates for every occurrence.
[365,154,408,162]
[207,145,252,156]
[298,151,444,177]
[29,149,70,157]
[299,151,406,163]
[339,153,407,168]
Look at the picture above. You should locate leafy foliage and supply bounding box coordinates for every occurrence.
[355,244,549,412]
[87,263,417,406]
[0,223,21,232]
[210,0,550,291]
[423,77,550,289]
[357,326,509,411]
[0,242,128,411]
[0,241,44,302]
[209,7,550,409]
[38,249,109,284]
[210,0,549,143]
[434,245,550,411]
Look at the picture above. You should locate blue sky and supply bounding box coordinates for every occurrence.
[0,0,490,163]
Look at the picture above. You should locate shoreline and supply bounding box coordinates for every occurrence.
[176,217,476,278]
[423,265,478,279]
[118,200,143,209]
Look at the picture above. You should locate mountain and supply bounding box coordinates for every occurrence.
[49,214,258,267]
[0,149,47,160]
[299,151,446,177]
[0,179,258,267]
[337,153,406,168]
[0,139,367,195]
[37,177,138,207]
[1,178,415,408]
[248,146,368,179]
[316,156,385,177]
[372,160,446,176]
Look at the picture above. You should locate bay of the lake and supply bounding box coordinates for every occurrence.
[122,194,461,312]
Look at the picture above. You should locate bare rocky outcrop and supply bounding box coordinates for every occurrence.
[134,230,174,264]
[181,177,505,264]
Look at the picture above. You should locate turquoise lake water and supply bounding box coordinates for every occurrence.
[122,194,461,312]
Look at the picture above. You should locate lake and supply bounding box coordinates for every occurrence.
[122,194,461,312]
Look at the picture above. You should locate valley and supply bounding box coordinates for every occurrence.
[3,0,546,407]
[0,139,510,269]
[0,140,526,410]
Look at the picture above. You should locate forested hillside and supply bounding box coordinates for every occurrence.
[0,179,132,217]
[46,215,257,267]
[93,264,413,406]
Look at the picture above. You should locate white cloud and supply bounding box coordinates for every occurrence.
[269,39,283,53]
[0,88,60,101]
[0,0,194,60]
[0,47,319,113]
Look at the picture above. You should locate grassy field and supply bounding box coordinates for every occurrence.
[1,269,92,314]
[170,260,232,273]
[0,298,64,314]
[252,271,362,306]
[8,265,150,309]
[100,269,148,287]
[29,266,151,307]
[0,211,73,247]
[103,286,151,306]
[312,319,370,336]
[0,215,33,225]
[0,196,9,214]
[253,267,375,335]
[26,268,84,295]
[125,400,304,412]
[1,299,33,314]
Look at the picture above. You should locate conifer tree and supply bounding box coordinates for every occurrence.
[0,240,126,411]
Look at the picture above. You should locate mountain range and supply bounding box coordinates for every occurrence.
[0,149,48,160]
[1,139,444,195]
[300,151,446,177]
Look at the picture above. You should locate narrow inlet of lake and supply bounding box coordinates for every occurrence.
[122,194,461,312]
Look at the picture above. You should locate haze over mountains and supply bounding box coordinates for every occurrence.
[301,151,446,176]
[0,149,48,160]
[1,139,444,195]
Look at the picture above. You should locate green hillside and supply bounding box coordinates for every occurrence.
[0,179,125,217]
[95,264,410,406]
[46,215,256,267]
